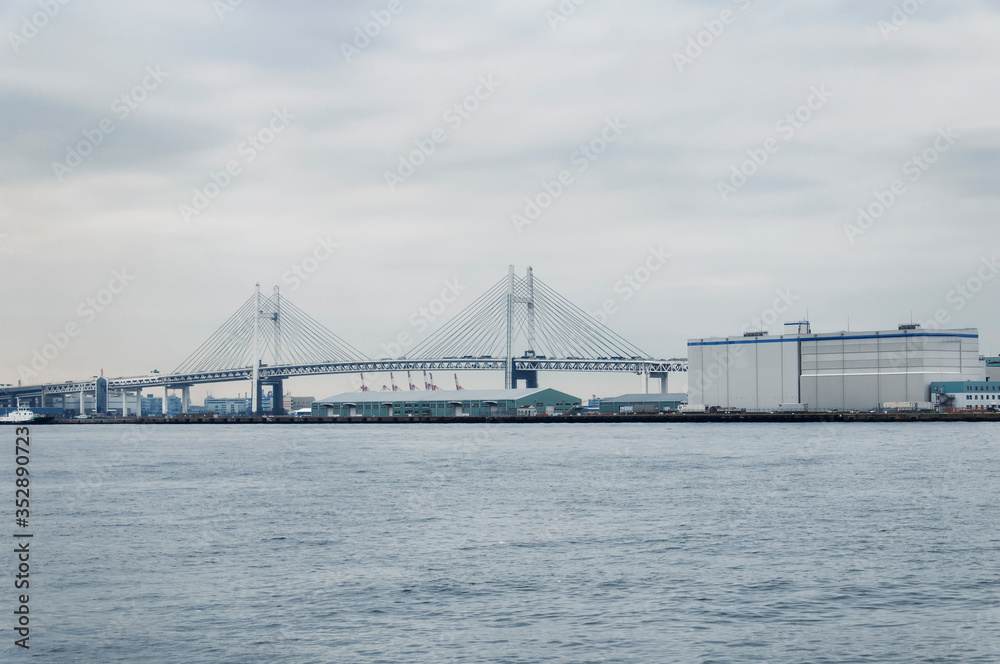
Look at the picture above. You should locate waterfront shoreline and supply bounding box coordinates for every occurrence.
[34,412,1000,424]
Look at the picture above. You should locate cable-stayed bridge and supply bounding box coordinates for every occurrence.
[2,267,686,415]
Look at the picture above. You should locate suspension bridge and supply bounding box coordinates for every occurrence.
[1,266,687,415]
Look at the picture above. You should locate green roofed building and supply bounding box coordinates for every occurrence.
[930,380,1000,411]
[312,387,581,418]
[597,393,688,414]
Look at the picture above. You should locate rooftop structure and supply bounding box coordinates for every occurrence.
[596,393,688,415]
[312,387,580,417]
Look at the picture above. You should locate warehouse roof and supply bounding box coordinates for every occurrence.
[316,388,578,404]
[600,393,688,403]
[689,327,979,346]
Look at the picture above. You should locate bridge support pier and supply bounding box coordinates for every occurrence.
[253,380,263,416]
[511,368,537,389]
[265,379,285,416]
[650,372,669,394]
[162,386,169,416]
[182,386,190,415]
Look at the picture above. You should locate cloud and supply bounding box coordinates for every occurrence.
[2,0,999,396]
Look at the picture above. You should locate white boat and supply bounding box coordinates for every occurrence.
[0,407,36,423]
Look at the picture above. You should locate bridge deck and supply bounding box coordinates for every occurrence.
[3,357,687,397]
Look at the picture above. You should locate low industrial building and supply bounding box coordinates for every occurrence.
[312,388,581,417]
[688,322,984,411]
[931,380,1000,411]
[597,393,688,414]
[287,395,315,411]
[203,394,273,416]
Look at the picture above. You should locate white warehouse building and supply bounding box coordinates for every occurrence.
[688,323,984,411]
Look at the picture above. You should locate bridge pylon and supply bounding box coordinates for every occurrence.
[172,283,368,413]
[405,265,651,389]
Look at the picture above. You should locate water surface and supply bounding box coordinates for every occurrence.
[8,422,1000,662]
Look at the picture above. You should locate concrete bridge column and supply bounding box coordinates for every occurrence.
[651,372,669,394]
[267,379,285,415]
[253,380,263,416]
[511,368,537,389]
[162,386,169,416]
[182,386,190,414]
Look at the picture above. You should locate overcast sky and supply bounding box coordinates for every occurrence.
[2,0,998,400]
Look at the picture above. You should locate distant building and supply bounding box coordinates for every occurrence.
[312,388,580,417]
[931,380,1000,411]
[286,395,315,411]
[204,393,272,416]
[688,323,984,411]
[141,394,182,417]
[583,395,604,414]
[597,393,688,414]
[204,397,250,416]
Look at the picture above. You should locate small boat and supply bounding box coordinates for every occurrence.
[0,407,36,424]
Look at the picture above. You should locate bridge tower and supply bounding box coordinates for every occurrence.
[171,283,366,416]
[251,284,287,415]
[505,266,514,388]
[266,286,285,415]
[506,266,538,389]
[252,283,262,415]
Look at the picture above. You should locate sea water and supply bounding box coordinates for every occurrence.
[6,422,999,663]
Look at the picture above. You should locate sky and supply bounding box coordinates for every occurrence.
[1,0,998,401]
